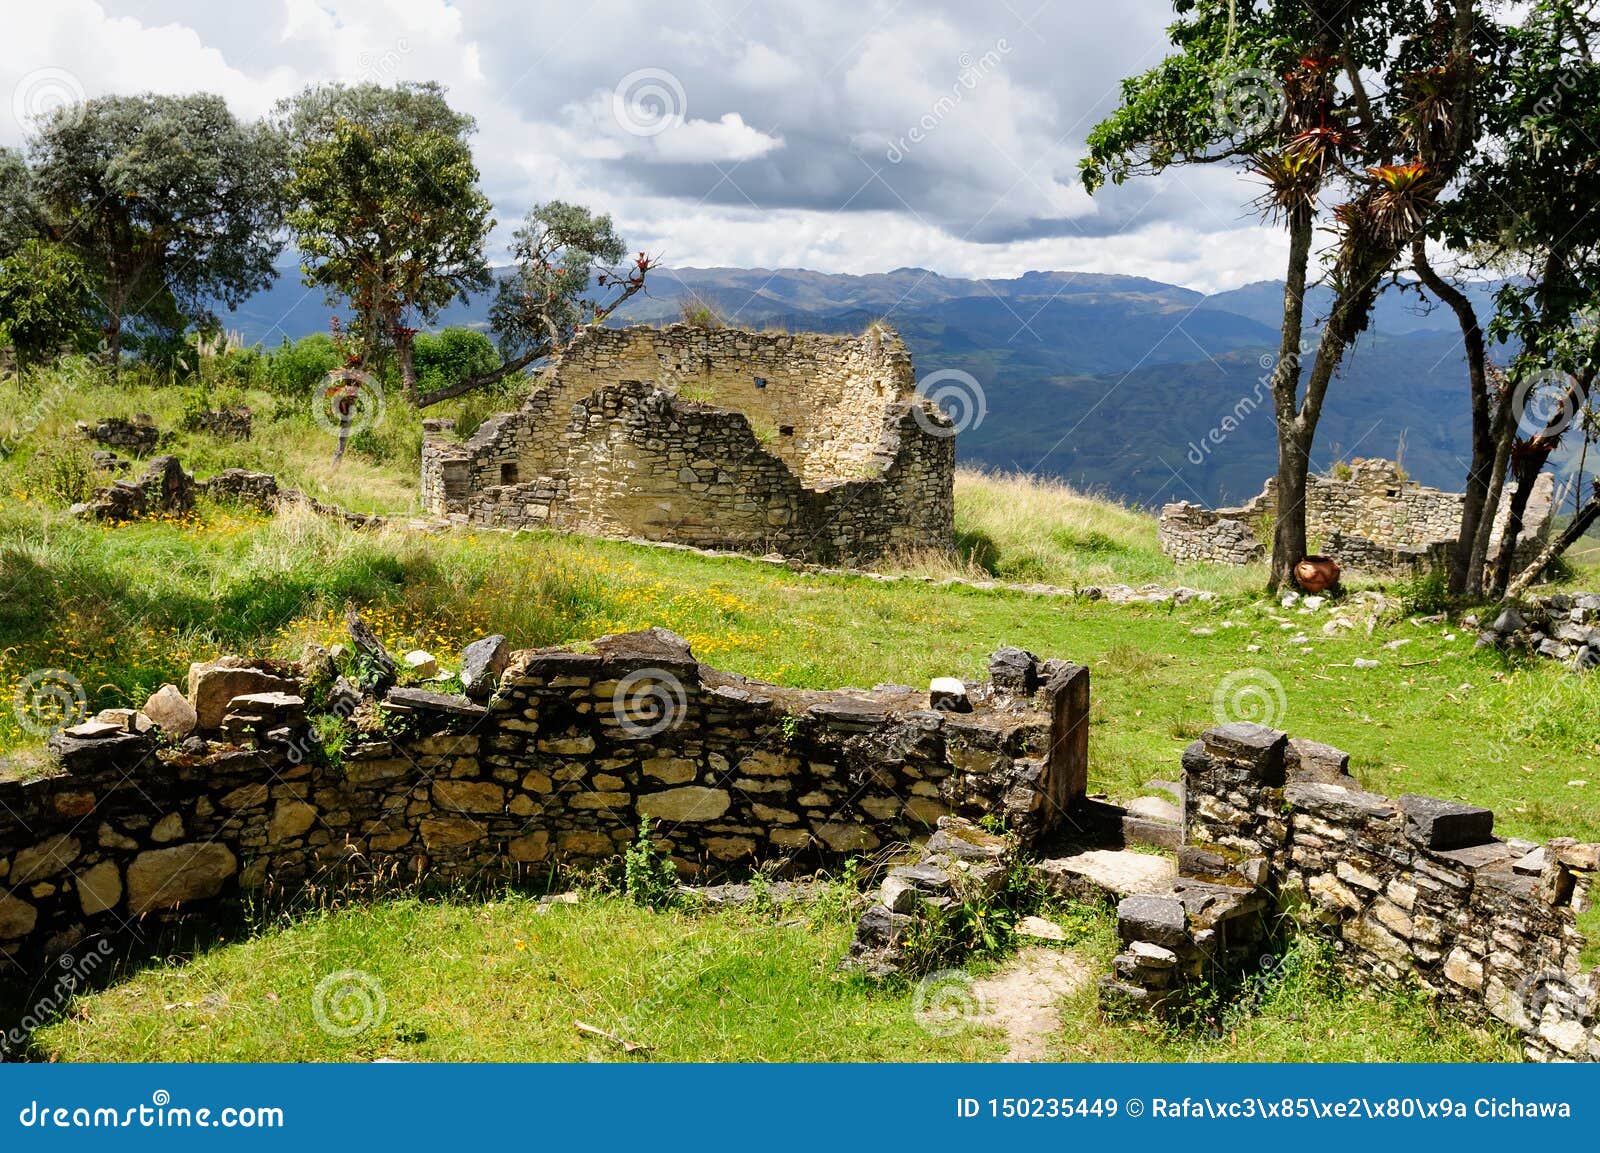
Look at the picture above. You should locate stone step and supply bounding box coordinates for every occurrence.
[1036,848,1176,905]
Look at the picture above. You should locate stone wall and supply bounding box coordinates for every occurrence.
[1158,459,1556,574]
[0,631,1087,974]
[420,324,955,564]
[1104,722,1599,1062]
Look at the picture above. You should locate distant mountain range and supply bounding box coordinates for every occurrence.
[223,263,1513,510]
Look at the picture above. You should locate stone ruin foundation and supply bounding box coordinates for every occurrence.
[1159,458,1555,574]
[0,629,1087,981]
[5,620,1595,1062]
[1102,722,1599,1063]
[420,323,955,564]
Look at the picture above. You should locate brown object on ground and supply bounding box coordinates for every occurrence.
[1295,555,1340,593]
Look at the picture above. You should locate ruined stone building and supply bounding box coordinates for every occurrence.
[1159,458,1556,572]
[420,323,955,564]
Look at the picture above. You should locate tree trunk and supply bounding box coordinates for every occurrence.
[395,324,418,402]
[1504,480,1600,601]
[1267,208,1315,592]
[1411,238,1491,596]
[1489,452,1546,596]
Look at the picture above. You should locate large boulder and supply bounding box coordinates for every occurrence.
[143,683,197,739]
[459,634,510,700]
[186,658,298,731]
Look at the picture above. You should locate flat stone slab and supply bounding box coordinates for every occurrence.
[1399,793,1494,851]
[1202,722,1287,777]
[1116,893,1188,947]
[1125,795,1181,824]
[382,687,489,719]
[1038,848,1176,903]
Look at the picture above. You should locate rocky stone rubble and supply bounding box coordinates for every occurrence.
[76,415,159,456]
[4,629,1088,975]
[1475,592,1600,670]
[841,816,1015,978]
[1102,719,1600,1062]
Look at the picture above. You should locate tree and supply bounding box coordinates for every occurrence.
[24,93,285,380]
[1085,0,1490,591]
[277,82,494,399]
[415,201,652,407]
[1434,0,1600,596]
[0,238,98,372]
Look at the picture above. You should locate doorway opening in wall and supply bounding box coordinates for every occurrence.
[501,462,519,485]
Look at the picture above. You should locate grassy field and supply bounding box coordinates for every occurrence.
[2,362,1595,1062]
[27,891,1514,1063]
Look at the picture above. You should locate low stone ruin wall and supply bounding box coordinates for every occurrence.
[69,454,387,529]
[1104,722,1599,1062]
[1477,591,1600,671]
[0,630,1088,975]
[1158,458,1555,574]
[76,416,159,456]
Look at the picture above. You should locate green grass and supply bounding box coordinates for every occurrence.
[1041,905,1516,1062]
[31,891,1009,1062]
[27,892,1513,1064]
[3,362,1597,1063]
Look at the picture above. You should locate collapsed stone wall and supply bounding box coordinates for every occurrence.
[1158,458,1555,574]
[420,324,955,564]
[0,630,1087,975]
[1105,722,1599,1062]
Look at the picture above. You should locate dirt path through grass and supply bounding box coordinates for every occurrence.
[971,947,1094,1061]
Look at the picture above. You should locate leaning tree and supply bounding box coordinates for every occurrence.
[1085,0,1492,591]
[414,201,652,408]
[23,93,285,381]
[277,82,494,400]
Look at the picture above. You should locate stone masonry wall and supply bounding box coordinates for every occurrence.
[0,630,1087,975]
[1158,459,1556,573]
[420,324,955,565]
[1105,722,1599,1062]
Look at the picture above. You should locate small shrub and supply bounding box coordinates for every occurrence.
[20,442,98,506]
[678,297,723,329]
[266,333,342,396]
[1398,567,1450,615]
[623,817,680,909]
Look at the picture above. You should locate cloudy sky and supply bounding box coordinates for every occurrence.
[2,0,1287,292]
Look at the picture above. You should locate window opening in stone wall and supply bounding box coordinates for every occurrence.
[501,462,518,485]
